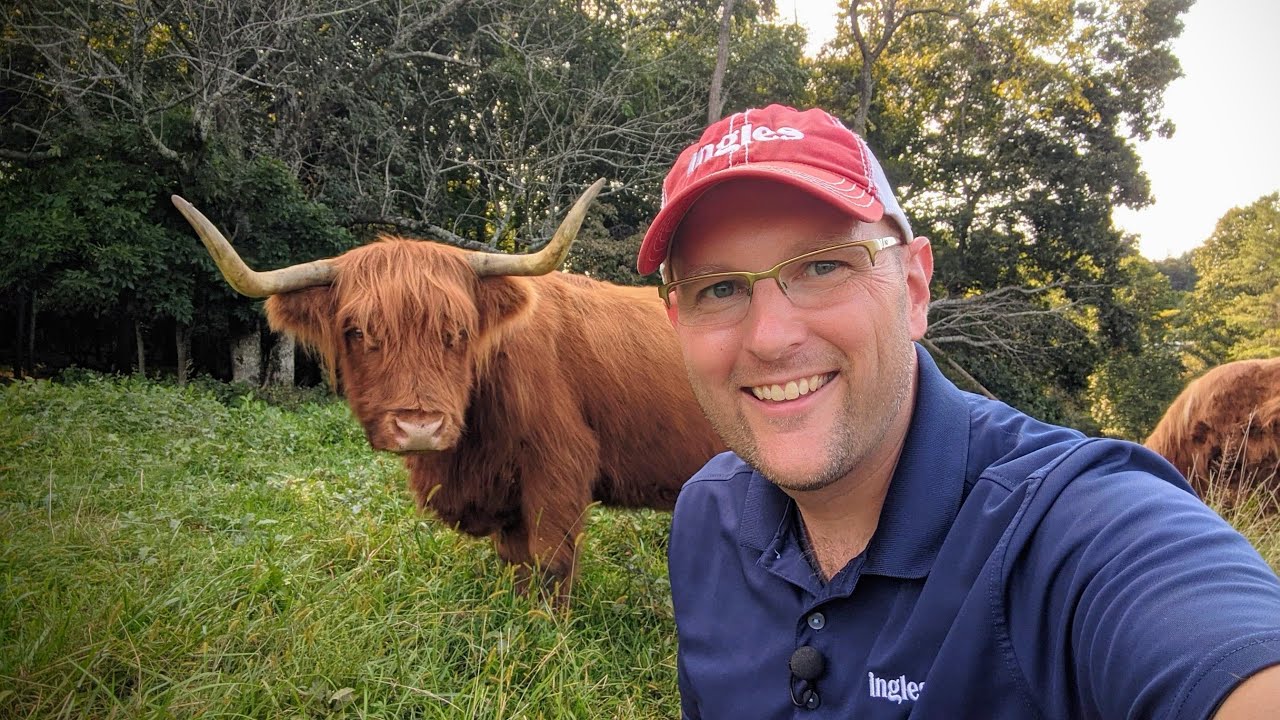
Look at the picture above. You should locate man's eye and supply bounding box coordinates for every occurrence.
[806,260,842,276]
[699,280,740,301]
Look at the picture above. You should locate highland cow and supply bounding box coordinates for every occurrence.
[1145,358,1280,509]
[174,181,723,599]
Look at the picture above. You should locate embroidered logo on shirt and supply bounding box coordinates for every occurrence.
[868,672,924,704]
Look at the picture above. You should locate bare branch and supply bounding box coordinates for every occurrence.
[0,147,54,162]
[927,284,1092,357]
[346,217,499,252]
[383,49,478,67]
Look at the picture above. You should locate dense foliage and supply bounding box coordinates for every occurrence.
[1,0,810,375]
[5,0,1270,433]
[1180,193,1280,367]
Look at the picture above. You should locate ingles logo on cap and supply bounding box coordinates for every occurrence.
[684,124,806,178]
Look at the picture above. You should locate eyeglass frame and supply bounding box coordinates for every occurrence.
[658,235,904,325]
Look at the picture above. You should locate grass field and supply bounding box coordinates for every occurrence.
[1,375,675,719]
[2,374,1277,719]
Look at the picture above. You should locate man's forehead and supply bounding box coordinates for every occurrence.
[668,218,897,276]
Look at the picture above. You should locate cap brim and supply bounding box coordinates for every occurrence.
[637,161,887,275]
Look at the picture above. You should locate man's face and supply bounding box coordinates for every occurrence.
[667,179,933,493]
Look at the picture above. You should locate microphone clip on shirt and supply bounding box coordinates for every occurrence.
[789,645,826,710]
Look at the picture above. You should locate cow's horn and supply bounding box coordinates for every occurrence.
[171,195,337,297]
[467,178,606,277]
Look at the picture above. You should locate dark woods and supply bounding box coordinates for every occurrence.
[3,0,1231,439]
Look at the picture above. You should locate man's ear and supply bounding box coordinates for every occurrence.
[904,236,934,341]
[265,286,338,355]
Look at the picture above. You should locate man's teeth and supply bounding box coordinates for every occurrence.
[750,374,830,402]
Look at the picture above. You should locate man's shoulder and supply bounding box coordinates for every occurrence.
[950,395,1207,549]
[669,452,763,550]
[672,451,756,517]
[961,393,1160,494]
[678,451,757,497]
[687,450,756,482]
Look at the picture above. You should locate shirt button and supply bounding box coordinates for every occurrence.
[807,612,826,630]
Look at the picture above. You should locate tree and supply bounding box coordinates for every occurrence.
[1,0,809,377]
[1153,253,1196,292]
[706,0,783,123]
[839,0,967,136]
[811,0,1192,422]
[1181,192,1280,365]
[1087,253,1185,440]
[0,125,191,376]
[2,0,368,377]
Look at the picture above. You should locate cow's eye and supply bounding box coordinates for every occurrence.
[345,328,364,342]
[443,328,468,350]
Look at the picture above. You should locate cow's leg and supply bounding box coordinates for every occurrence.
[494,409,598,603]
[518,481,592,605]
[492,524,536,592]
[490,504,587,605]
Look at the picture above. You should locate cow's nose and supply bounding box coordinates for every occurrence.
[393,412,446,452]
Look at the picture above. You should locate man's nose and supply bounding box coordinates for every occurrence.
[740,279,805,362]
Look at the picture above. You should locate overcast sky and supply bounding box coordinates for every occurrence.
[788,0,1280,260]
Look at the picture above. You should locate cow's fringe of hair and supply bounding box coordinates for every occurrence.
[333,239,481,351]
[273,237,536,389]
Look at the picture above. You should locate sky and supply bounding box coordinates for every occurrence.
[787,0,1280,260]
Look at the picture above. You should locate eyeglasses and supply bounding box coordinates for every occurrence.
[659,236,903,327]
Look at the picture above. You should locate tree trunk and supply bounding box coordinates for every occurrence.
[848,0,879,137]
[263,333,295,387]
[231,324,262,385]
[14,291,28,377]
[854,60,874,136]
[707,0,737,124]
[134,319,147,377]
[848,2,963,136]
[176,322,191,386]
[26,289,37,376]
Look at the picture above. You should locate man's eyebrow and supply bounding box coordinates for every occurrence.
[677,262,738,278]
[800,233,858,251]
[676,233,861,277]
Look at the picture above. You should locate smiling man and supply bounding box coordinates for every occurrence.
[639,104,1280,719]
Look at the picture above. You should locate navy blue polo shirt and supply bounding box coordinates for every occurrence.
[668,345,1280,719]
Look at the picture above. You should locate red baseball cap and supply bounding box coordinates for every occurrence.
[637,104,913,276]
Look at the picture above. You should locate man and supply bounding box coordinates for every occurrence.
[638,104,1280,718]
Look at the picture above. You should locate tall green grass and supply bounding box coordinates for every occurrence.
[1200,470,1280,570]
[3,375,1277,719]
[1,376,675,719]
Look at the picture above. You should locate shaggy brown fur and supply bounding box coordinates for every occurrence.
[1144,358,1280,508]
[265,237,724,599]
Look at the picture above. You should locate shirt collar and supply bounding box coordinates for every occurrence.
[738,343,973,580]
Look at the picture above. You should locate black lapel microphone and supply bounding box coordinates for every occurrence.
[789,645,827,710]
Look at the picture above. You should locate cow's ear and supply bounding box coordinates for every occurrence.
[265,286,337,354]
[474,276,532,334]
